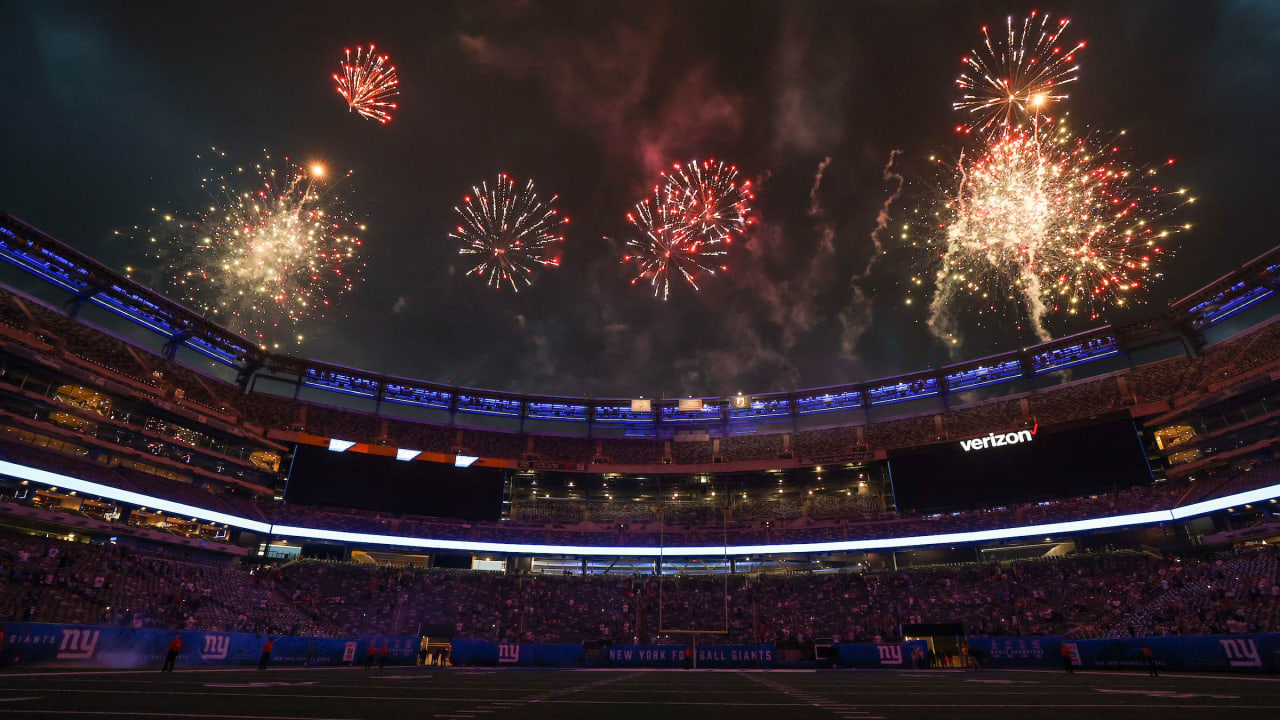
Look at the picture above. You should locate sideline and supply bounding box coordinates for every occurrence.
[986,668,1280,683]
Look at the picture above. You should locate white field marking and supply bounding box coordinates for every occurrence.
[0,667,375,679]
[0,713,362,720]
[0,698,41,703]
[204,683,318,688]
[1095,688,1239,700]
[27,686,1270,710]
[838,704,1280,709]
[986,668,1280,682]
[0,689,550,703]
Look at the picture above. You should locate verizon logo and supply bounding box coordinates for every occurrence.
[960,424,1037,452]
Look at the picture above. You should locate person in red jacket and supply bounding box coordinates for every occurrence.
[378,644,388,669]
[1060,644,1073,674]
[258,639,274,671]
[163,635,182,672]
[365,644,377,669]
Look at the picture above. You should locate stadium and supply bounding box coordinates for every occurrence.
[2,206,1280,707]
[4,2,1280,719]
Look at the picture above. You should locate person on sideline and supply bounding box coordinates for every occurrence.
[162,635,182,672]
[1060,644,1073,674]
[258,638,274,670]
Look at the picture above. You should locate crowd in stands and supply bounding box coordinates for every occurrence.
[0,530,332,636]
[670,441,712,465]
[598,438,667,465]
[943,401,1027,440]
[1127,357,1191,404]
[719,433,784,462]
[791,427,857,460]
[304,405,381,445]
[1179,321,1280,394]
[249,548,1280,643]
[528,435,595,465]
[4,523,1275,645]
[1027,380,1122,425]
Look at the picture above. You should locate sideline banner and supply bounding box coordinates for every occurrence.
[837,640,930,668]
[695,644,774,668]
[1071,634,1280,673]
[353,635,420,665]
[969,633,1280,673]
[605,644,687,667]
[0,622,416,669]
[967,636,1063,669]
[448,640,584,667]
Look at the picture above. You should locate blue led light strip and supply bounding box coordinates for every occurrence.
[0,460,272,534]
[2,459,1277,557]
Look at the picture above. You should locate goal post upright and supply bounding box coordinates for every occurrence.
[654,474,732,667]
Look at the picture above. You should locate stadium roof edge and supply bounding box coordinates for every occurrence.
[2,213,1278,416]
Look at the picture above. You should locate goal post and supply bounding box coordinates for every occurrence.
[655,475,732,663]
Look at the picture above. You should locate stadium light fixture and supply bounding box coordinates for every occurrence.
[328,439,356,452]
[396,449,422,462]
[455,455,479,468]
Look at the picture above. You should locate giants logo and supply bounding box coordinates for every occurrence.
[57,628,101,660]
[877,645,903,665]
[960,425,1037,452]
[201,635,230,660]
[1219,638,1261,668]
[498,643,520,664]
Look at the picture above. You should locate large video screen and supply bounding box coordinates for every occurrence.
[286,445,506,521]
[889,419,1152,513]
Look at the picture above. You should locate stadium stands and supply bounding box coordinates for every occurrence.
[3,222,1280,662]
[2,268,1277,475]
[3,525,1275,643]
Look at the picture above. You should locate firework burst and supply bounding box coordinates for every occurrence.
[451,174,568,292]
[661,159,755,244]
[619,186,727,301]
[125,149,365,348]
[954,12,1084,136]
[334,44,399,124]
[919,121,1193,343]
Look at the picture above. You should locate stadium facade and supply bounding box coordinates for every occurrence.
[0,212,1279,571]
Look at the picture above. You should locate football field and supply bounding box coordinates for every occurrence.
[0,665,1276,719]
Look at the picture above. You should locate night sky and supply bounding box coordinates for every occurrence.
[2,1,1278,399]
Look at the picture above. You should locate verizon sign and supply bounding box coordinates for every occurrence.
[960,425,1037,452]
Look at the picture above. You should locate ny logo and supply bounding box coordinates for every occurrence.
[1219,638,1261,668]
[57,629,101,660]
[498,643,520,663]
[202,635,230,660]
[877,645,903,664]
